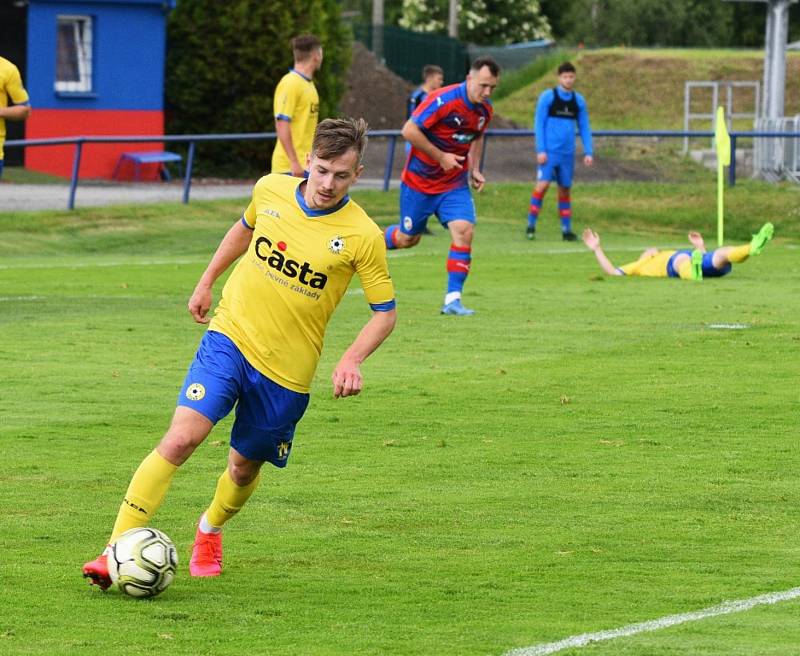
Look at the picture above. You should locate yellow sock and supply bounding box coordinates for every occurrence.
[205,468,261,529]
[109,449,178,543]
[726,244,750,263]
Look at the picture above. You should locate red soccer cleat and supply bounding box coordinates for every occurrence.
[189,526,222,577]
[83,553,112,590]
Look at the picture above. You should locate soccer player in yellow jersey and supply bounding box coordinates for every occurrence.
[582,223,774,280]
[271,34,322,176]
[0,56,32,179]
[83,118,396,588]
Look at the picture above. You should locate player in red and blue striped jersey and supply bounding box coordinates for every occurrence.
[384,57,500,316]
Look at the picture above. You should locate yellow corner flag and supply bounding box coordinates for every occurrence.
[715,106,731,246]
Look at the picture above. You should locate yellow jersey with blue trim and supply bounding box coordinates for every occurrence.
[209,174,395,393]
[618,250,677,277]
[271,69,319,173]
[0,57,30,160]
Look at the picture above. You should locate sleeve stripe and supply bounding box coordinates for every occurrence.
[240,215,254,230]
[276,113,292,122]
[369,300,396,312]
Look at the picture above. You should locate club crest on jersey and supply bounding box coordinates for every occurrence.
[328,235,346,254]
[254,236,328,289]
[185,383,205,401]
[478,116,486,130]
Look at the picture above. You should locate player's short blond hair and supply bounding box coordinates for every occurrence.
[311,118,369,165]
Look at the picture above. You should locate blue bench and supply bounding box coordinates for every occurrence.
[113,151,183,181]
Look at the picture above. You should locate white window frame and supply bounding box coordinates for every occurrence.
[55,15,93,93]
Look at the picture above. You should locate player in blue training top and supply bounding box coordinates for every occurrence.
[407,65,444,119]
[406,65,445,235]
[384,57,500,316]
[527,61,593,241]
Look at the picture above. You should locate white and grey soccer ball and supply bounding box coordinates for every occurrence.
[108,527,178,598]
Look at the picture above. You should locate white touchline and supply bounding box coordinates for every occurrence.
[502,586,800,656]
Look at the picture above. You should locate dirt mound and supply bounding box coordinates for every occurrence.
[339,42,414,131]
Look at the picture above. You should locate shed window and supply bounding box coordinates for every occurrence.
[56,15,93,92]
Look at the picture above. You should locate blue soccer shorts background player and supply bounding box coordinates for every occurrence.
[83,118,397,588]
[527,61,593,242]
[582,223,774,280]
[384,56,500,317]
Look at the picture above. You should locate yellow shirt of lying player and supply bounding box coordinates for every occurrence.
[618,250,677,277]
[0,57,30,160]
[271,69,319,173]
[209,174,395,394]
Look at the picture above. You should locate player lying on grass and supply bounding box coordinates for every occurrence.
[83,118,396,589]
[582,223,773,280]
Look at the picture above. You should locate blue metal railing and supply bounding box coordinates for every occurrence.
[5,129,800,210]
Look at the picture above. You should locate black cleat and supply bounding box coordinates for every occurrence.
[562,231,578,242]
[525,226,536,240]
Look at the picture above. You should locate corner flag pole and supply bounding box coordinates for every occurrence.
[714,106,731,247]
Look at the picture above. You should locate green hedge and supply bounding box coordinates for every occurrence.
[165,0,351,177]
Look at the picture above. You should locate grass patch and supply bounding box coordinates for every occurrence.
[0,181,798,655]
[492,50,574,104]
[494,48,800,129]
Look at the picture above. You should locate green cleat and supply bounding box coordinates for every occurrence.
[691,249,704,281]
[749,222,774,256]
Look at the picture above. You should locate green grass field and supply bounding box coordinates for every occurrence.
[1,181,799,655]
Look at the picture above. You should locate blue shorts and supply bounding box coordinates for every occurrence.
[666,250,732,278]
[537,151,574,188]
[177,331,310,467]
[0,160,4,179]
[398,182,476,236]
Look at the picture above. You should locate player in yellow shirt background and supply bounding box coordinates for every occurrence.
[83,117,396,587]
[582,223,774,280]
[0,56,32,179]
[271,34,323,176]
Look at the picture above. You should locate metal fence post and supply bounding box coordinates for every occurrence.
[383,135,396,192]
[68,140,84,210]
[182,141,196,204]
[729,135,738,187]
[480,133,489,172]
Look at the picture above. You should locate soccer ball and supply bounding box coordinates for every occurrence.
[108,527,178,598]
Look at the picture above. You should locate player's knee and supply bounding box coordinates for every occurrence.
[228,459,261,486]
[451,223,474,244]
[159,429,204,461]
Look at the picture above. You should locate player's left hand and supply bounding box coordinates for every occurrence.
[584,155,594,167]
[332,361,363,398]
[470,169,485,192]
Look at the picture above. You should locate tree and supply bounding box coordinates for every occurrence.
[398,0,551,45]
[166,0,351,177]
[552,0,800,48]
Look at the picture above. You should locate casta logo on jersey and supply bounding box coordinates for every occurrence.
[254,236,328,289]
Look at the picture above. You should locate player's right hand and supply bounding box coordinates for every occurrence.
[188,287,212,324]
[537,152,548,165]
[438,152,465,172]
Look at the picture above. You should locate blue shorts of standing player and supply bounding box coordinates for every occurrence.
[537,151,575,188]
[178,331,309,467]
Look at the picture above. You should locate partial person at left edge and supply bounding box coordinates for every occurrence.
[0,56,32,179]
